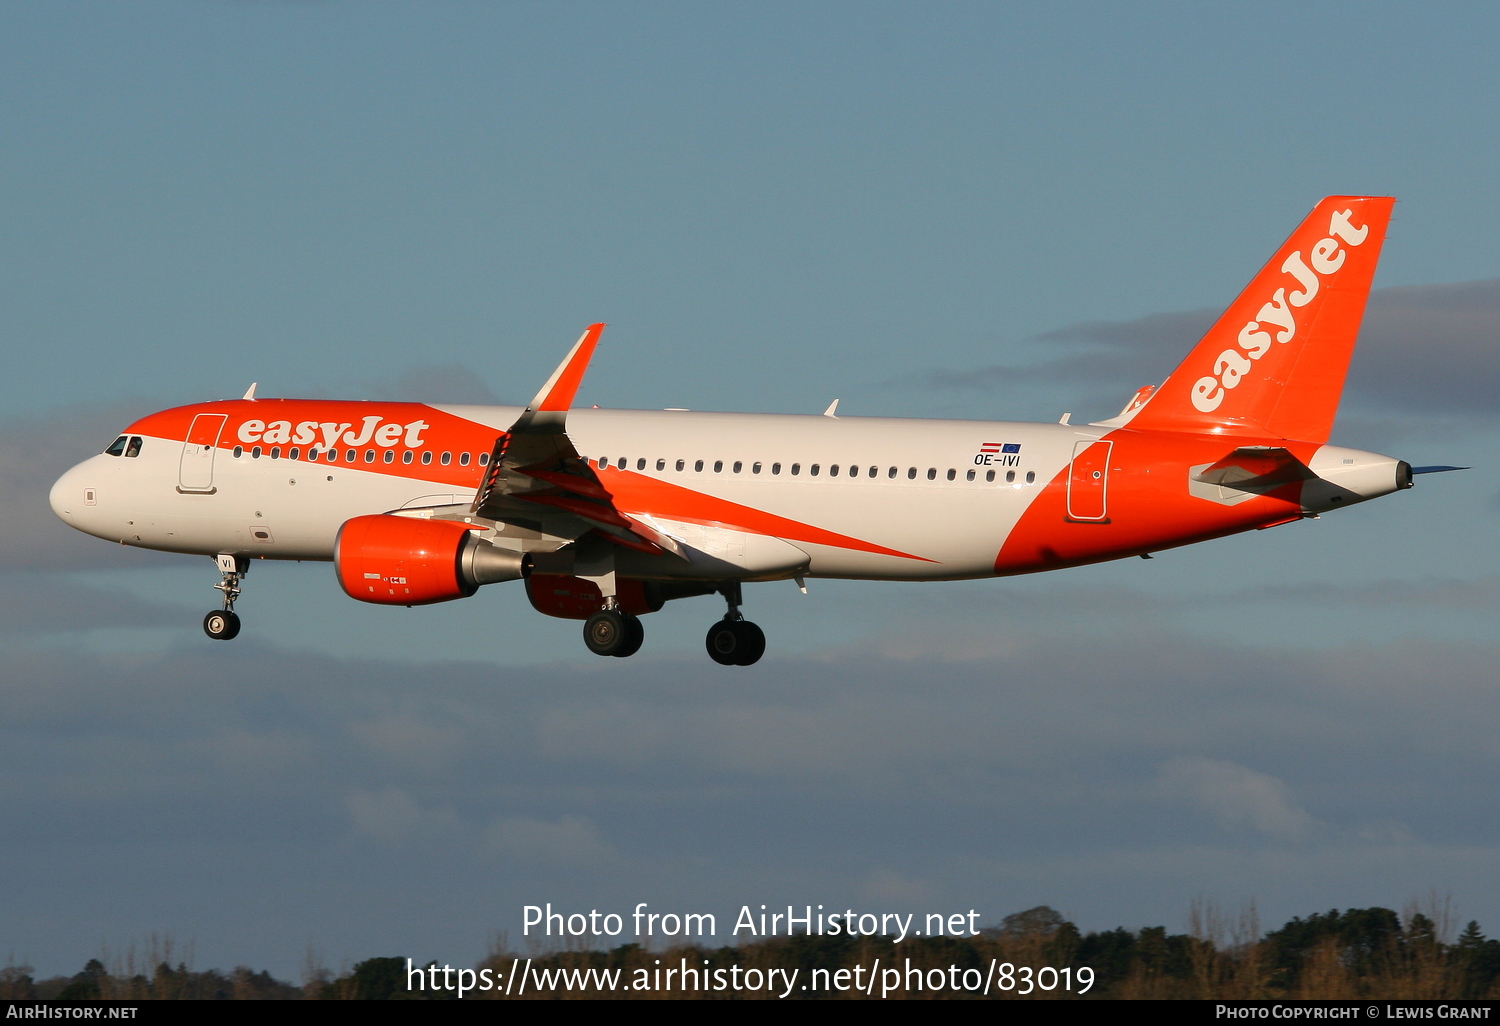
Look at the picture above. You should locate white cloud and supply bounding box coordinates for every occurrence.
[924,279,1500,419]
[1156,757,1317,839]
[484,814,612,865]
[347,787,458,844]
[2,621,1498,977]
[862,868,938,904]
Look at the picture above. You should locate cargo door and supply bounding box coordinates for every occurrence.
[178,413,228,493]
[1066,439,1112,521]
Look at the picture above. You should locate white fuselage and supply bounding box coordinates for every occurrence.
[51,405,1090,581]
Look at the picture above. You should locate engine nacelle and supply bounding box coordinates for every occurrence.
[336,514,524,606]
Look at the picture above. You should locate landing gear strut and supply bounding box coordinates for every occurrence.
[204,553,247,641]
[705,581,765,666]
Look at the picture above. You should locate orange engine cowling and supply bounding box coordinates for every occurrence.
[336,514,524,606]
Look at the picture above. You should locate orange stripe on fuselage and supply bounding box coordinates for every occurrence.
[127,399,503,490]
[128,399,932,562]
[597,465,935,562]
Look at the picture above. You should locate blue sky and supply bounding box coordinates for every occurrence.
[3,1,1500,980]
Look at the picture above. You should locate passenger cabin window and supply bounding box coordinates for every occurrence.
[675,459,685,471]
[383,450,394,463]
[966,469,976,481]
[828,465,838,477]
[694,460,704,472]
[478,453,489,465]
[233,446,243,458]
[791,464,801,476]
[124,436,143,458]
[290,447,300,460]
[733,461,742,473]
[252,446,262,459]
[657,459,666,471]
[985,470,994,482]
[598,457,609,469]
[459,453,470,466]
[771,463,781,475]
[402,451,413,464]
[810,464,820,477]
[926,468,936,480]
[441,452,451,465]
[1026,471,1036,484]
[713,460,723,473]
[946,469,955,481]
[637,458,646,470]
[869,466,878,478]
[888,467,897,478]
[270,446,281,460]
[752,462,762,474]
[105,435,129,456]
[1006,470,1015,483]
[422,452,432,465]
[907,467,916,479]
[345,449,356,462]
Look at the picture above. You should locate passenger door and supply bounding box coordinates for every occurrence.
[1066,439,1112,521]
[178,414,228,493]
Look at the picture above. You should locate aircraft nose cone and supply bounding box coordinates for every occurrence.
[50,463,83,522]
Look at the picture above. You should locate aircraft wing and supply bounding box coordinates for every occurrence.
[469,324,685,558]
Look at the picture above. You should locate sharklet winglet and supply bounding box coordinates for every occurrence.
[528,324,605,413]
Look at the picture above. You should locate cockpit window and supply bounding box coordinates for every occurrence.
[105,435,128,456]
[124,436,143,458]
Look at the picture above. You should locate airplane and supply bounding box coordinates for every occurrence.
[49,195,1463,665]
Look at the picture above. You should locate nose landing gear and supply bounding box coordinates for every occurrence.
[204,553,247,641]
[705,582,765,666]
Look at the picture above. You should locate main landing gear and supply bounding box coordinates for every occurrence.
[204,553,247,641]
[580,580,766,665]
[704,582,765,667]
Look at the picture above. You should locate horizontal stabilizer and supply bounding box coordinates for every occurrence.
[1189,446,1314,507]
[1193,446,1315,490]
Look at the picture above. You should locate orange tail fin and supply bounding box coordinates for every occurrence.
[1125,196,1395,443]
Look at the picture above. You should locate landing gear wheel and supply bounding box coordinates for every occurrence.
[613,613,645,658]
[706,620,740,665]
[203,609,241,641]
[584,610,629,656]
[706,619,764,666]
[732,620,765,666]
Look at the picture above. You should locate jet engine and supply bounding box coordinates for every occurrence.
[335,514,524,606]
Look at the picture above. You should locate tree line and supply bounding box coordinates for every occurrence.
[5,902,1498,999]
